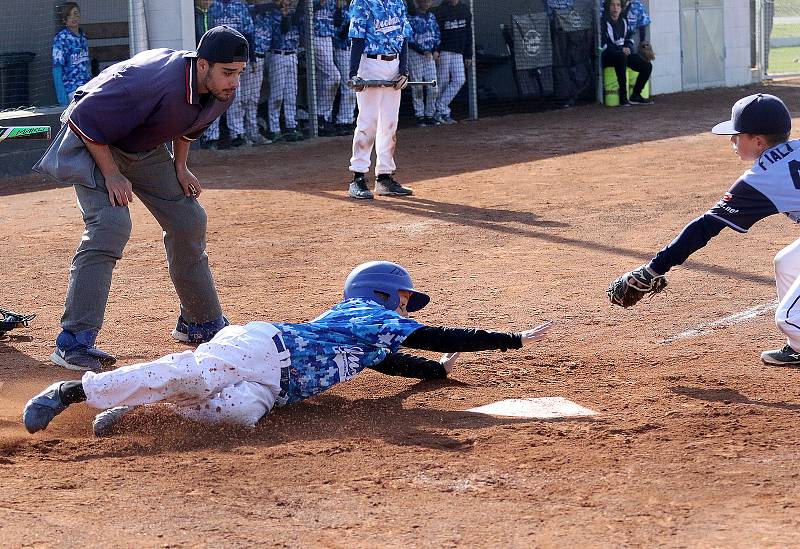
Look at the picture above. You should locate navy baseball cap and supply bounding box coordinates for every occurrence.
[712,93,791,135]
[188,25,249,63]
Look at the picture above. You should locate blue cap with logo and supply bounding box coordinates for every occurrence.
[712,93,791,136]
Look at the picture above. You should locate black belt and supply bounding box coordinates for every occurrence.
[366,53,397,61]
[271,49,296,55]
[255,53,266,58]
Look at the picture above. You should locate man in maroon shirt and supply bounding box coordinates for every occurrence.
[34,26,249,372]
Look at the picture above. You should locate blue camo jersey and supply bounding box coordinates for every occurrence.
[333,6,351,50]
[547,0,574,9]
[626,0,651,29]
[314,0,336,37]
[52,28,91,96]
[272,299,423,404]
[348,0,412,55]
[409,12,440,53]
[270,8,302,51]
[250,5,273,54]
[209,1,255,41]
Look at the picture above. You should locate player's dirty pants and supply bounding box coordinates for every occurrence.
[773,236,800,350]
[435,51,465,117]
[349,55,401,176]
[268,52,298,133]
[333,47,356,125]
[315,36,340,122]
[62,144,223,334]
[409,50,437,118]
[241,57,266,141]
[601,49,652,102]
[81,322,290,427]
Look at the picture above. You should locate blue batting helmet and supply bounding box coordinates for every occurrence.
[343,261,430,312]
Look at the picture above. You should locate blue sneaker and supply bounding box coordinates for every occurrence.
[171,315,229,343]
[22,382,70,433]
[50,329,117,372]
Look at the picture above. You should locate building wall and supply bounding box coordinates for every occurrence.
[650,0,753,95]
[145,0,195,52]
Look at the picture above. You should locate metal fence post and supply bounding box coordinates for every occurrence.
[467,0,478,120]
[128,0,148,57]
[304,0,319,138]
[595,0,603,104]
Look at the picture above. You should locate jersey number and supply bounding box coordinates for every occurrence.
[790,159,800,190]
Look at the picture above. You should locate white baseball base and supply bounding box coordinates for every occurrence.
[466,397,598,419]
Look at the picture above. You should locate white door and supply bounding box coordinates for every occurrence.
[681,0,725,90]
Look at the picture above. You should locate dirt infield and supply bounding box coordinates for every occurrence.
[3,81,800,548]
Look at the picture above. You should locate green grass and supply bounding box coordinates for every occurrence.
[775,0,800,18]
[772,22,800,38]
[769,45,800,74]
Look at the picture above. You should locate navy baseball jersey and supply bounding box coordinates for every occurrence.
[348,0,412,55]
[707,140,800,232]
[52,28,91,96]
[272,299,423,403]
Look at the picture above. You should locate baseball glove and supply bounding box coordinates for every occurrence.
[607,265,667,308]
[639,40,656,62]
[0,307,35,336]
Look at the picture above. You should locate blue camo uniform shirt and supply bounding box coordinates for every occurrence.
[251,5,273,54]
[333,6,351,50]
[68,49,233,152]
[348,0,412,55]
[271,8,302,51]
[209,0,256,57]
[409,12,440,53]
[272,299,423,404]
[52,28,91,96]
[626,0,651,29]
[314,0,336,37]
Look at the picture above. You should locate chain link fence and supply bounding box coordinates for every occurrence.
[759,0,800,78]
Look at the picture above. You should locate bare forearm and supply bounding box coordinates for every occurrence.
[84,141,121,177]
[172,139,191,170]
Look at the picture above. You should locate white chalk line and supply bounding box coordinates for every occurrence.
[661,300,778,343]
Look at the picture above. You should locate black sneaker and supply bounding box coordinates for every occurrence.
[761,344,800,366]
[374,176,413,196]
[229,136,247,148]
[425,116,440,126]
[629,94,654,105]
[335,123,354,136]
[348,174,374,199]
[416,117,429,127]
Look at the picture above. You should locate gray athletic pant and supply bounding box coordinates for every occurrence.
[62,144,223,334]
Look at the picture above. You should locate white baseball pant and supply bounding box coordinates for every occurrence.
[241,57,266,141]
[349,55,401,176]
[268,52,299,133]
[315,36,340,122]
[435,51,465,117]
[205,77,247,140]
[409,50,437,118]
[773,236,800,351]
[81,322,290,427]
[333,47,356,125]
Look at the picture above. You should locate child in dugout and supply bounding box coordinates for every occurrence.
[24,261,554,436]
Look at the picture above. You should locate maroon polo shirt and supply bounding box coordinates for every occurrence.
[68,48,233,152]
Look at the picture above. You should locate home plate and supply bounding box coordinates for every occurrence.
[466,397,598,419]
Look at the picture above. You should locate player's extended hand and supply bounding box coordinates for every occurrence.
[347,77,366,92]
[622,47,631,56]
[176,165,201,198]
[105,172,134,207]
[439,352,461,375]
[520,320,555,346]
[393,74,409,90]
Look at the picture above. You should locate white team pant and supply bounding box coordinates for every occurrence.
[349,55,401,176]
[334,47,356,125]
[409,50,437,118]
[81,322,290,428]
[241,57,266,141]
[205,83,246,141]
[773,236,800,351]
[435,51,465,117]
[315,36,340,122]
[268,52,298,133]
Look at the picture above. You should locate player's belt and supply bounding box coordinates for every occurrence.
[366,53,397,61]
[271,49,296,54]
[255,52,266,58]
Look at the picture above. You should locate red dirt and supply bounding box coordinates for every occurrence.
[2,80,800,547]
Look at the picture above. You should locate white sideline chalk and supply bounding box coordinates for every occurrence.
[466,397,598,419]
[661,300,777,343]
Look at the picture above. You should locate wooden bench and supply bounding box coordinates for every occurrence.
[81,21,130,73]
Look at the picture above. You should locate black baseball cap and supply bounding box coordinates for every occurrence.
[188,25,249,63]
[711,93,791,136]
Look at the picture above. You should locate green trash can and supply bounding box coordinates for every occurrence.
[603,66,651,107]
[0,52,36,109]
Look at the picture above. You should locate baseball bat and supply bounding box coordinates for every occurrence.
[360,79,437,88]
[0,126,52,142]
